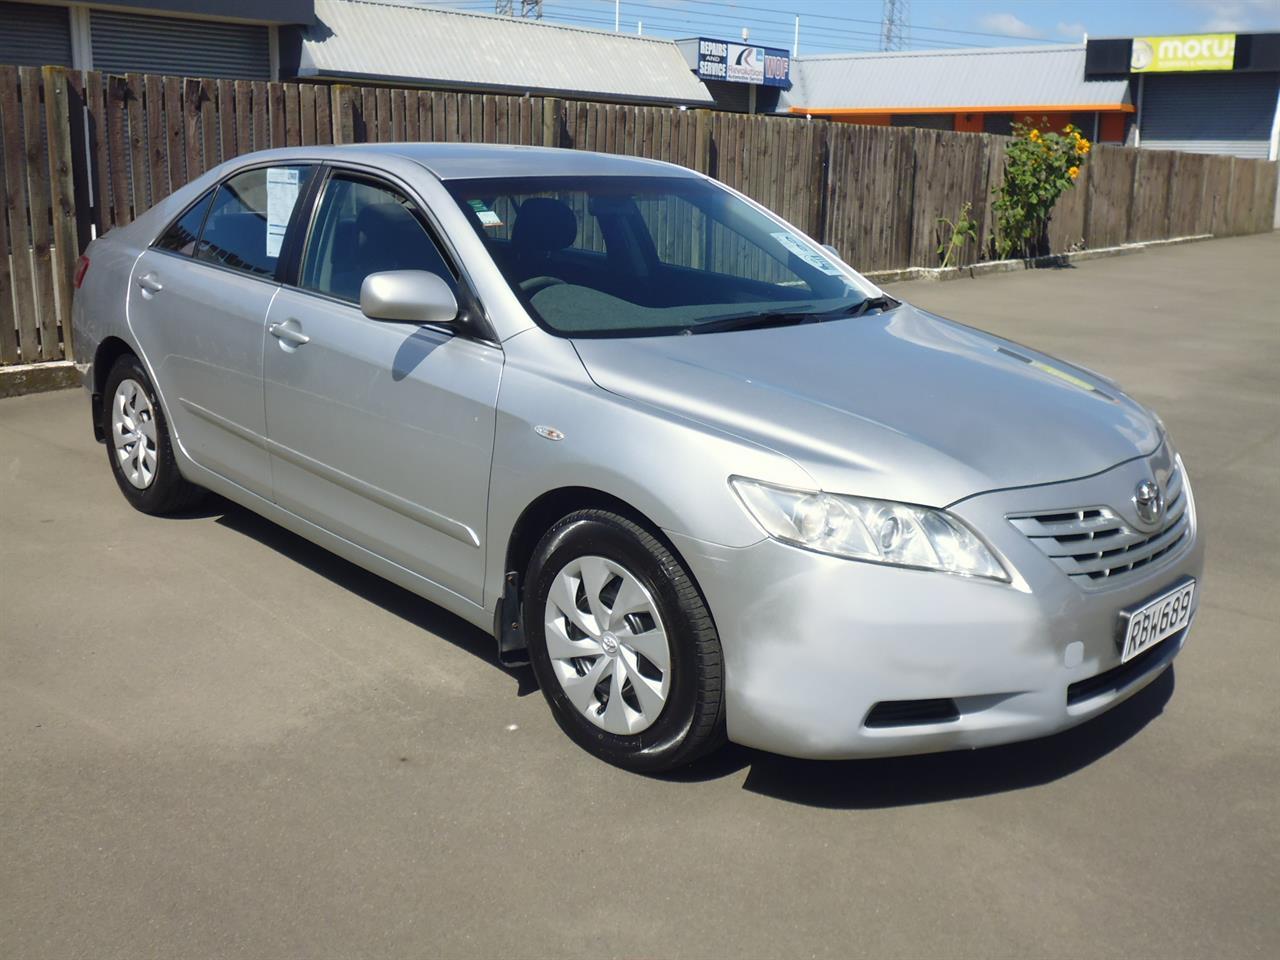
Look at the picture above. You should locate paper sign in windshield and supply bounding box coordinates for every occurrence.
[266,168,301,258]
[771,232,842,276]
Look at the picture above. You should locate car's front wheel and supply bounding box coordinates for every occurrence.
[102,353,204,514]
[524,509,725,772]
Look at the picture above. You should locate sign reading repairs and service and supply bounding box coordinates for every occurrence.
[695,37,790,87]
[1130,33,1236,72]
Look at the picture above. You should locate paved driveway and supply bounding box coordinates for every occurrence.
[3,232,1278,959]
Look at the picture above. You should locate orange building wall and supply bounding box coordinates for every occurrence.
[1099,113,1127,142]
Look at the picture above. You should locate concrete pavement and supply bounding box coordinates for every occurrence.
[2,232,1278,958]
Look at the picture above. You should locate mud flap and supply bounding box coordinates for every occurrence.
[496,570,530,667]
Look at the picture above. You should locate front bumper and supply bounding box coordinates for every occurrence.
[669,453,1203,760]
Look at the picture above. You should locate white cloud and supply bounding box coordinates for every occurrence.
[1181,0,1279,32]
[1055,21,1088,40]
[978,12,1046,40]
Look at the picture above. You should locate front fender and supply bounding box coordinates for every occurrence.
[484,331,813,607]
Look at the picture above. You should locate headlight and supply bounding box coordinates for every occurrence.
[730,477,1009,581]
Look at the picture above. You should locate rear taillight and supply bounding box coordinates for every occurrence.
[73,255,90,289]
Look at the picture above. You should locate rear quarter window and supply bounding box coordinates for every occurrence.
[154,188,215,257]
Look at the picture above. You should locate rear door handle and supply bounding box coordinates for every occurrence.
[136,273,163,295]
[269,321,310,347]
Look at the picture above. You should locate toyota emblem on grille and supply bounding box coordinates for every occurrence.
[1133,479,1164,526]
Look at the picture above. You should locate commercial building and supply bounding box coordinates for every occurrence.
[1,3,1276,160]
[780,44,1133,144]
[1084,32,1280,158]
[0,0,313,79]
[783,33,1280,160]
[283,1,713,107]
[0,0,717,107]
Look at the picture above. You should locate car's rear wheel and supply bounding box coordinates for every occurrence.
[102,354,204,514]
[524,509,725,772]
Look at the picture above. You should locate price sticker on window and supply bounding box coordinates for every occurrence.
[771,231,842,276]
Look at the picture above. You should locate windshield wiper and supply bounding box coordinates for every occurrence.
[841,294,899,318]
[682,310,821,335]
[682,295,900,335]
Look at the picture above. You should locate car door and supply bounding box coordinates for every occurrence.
[262,168,503,604]
[128,163,313,496]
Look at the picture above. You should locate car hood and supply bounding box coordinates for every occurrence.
[571,304,1161,506]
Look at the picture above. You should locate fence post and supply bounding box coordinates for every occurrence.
[810,119,829,241]
[542,96,563,148]
[42,66,80,362]
[693,108,711,175]
[330,85,355,144]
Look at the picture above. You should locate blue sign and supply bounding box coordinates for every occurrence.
[694,37,790,87]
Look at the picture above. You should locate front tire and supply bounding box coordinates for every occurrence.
[102,354,204,514]
[524,509,725,772]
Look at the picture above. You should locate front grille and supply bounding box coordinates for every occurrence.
[1009,464,1189,584]
[1066,628,1184,705]
[864,698,960,728]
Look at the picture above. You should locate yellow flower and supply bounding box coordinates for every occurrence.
[1064,123,1075,133]
[1029,129,1041,141]
[1076,139,1091,155]
[1068,166,1080,179]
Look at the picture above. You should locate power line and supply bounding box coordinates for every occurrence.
[414,2,1003,54]
[678,0,1064,44]
[581,1,987,50]
[585,1,995,49]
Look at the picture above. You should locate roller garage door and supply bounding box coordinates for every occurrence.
[0,1,72,67]
[1141,71,1279,158]
[90,9,271,80]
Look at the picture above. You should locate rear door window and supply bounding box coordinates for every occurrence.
[195,165,312,278]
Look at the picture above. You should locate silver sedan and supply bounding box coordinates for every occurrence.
[72,144,1203,771]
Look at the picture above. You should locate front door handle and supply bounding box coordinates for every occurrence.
[136,273,163,296]
[269,321,311,347]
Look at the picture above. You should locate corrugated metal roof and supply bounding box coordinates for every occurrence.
[299,0,714,106]
[780,44,1130,112]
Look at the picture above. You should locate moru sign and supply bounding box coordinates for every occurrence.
[1130,34,1236,72]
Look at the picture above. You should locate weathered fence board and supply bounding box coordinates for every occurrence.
[20,66,59,361]
[0,85,17,363]
[43,65,78,360]
[1084,144,1136,249]
[2,65,1277,367]
[1,65,41,362]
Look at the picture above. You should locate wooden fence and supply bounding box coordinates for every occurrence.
[2,64,1277,367]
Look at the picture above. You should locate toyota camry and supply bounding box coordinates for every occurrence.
[72,144,1203,771]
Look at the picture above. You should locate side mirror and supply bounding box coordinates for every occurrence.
[360,270,459,325]
[821,243,844,262]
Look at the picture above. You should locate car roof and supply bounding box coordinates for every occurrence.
[231,142,703,181]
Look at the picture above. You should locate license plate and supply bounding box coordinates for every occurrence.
[1118,578,1195,663]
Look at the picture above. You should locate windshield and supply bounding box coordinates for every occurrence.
[445,175,874,337]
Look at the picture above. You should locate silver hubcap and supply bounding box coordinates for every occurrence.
[543,555,671,735]
[111,378,158,490]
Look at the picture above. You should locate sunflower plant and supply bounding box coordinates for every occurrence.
[993,119,1090,260]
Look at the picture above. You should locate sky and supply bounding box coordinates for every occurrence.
[420,0,1280,56]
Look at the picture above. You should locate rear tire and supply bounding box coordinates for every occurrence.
[101,353,204,515]
[524,509,725,772]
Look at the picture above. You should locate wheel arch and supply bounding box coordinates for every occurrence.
[494,485,715,663]
[89,336,139,441]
